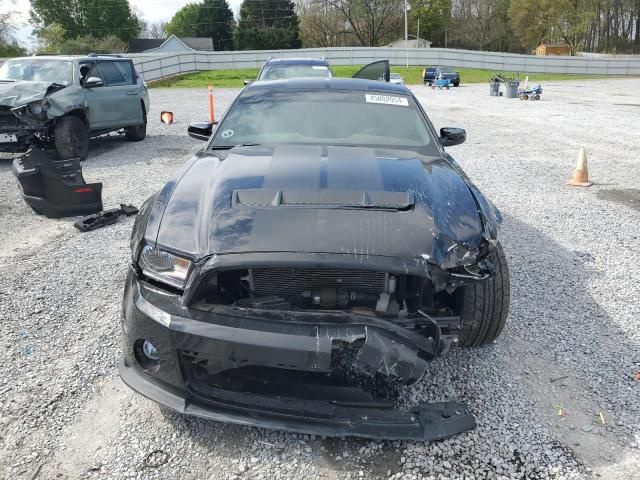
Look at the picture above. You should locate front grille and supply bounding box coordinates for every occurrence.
[250,268,386,303]
[0,107,17,127]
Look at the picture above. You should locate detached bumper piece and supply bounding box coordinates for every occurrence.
[11,148,102,218]
[74,204,139,232]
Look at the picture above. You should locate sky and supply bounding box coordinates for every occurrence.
[6,0,244,49]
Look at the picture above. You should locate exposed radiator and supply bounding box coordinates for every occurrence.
[249,268,386,303]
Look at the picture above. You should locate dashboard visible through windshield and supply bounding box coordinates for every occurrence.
[210,88,437,152]
[0,59,74,86]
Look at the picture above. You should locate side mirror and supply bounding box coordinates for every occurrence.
[84,77,104,88]
[243,79,253,86]
[188,121,215,141]
[439,127,466,147]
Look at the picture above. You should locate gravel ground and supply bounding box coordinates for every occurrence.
[1,79,639,480]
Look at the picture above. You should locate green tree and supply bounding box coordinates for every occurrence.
[235,0,301,49]
[58,35,126,54]
[199,0,235,50]
[509,0,598,53]
[30,0,141,43]
[35,22,66,53]
[165,0,234,50]
[409,0,451,47]
[165,3,202,37]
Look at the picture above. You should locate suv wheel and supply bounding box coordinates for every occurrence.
[458,243,510,347]
[55,116,89,160]
[125,106,147,142]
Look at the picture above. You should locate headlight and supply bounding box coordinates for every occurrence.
[29,100,48,115]
[138,245,192,289]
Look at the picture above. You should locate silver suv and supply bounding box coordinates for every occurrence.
[0,55,150,160]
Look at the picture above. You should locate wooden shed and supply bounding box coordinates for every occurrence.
[535,43,571,56]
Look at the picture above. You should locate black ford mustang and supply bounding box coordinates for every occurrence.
[120,76,509,441]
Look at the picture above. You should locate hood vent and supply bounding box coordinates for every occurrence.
[233,189,414,211]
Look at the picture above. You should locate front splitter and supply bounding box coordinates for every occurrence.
[119,358,475,442]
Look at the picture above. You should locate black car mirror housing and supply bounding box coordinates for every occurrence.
[188,121,216,141]
[439,127,466,147]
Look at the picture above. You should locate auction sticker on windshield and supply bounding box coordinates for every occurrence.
[365,94,409,107]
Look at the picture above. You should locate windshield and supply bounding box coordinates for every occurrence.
[0,58,73,85]
[258,65,332,80]
[210,89,436,150]
[438,67,453,73]
[0,59,73,85]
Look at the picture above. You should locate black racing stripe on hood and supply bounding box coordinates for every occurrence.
[261,144,324,189]
[326,146,384,191]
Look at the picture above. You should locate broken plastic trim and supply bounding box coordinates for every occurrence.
[121,275,477,441]
[74,204,139,232]
[120,357,476,442]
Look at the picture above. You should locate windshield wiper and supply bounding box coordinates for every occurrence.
[209,143,261,151]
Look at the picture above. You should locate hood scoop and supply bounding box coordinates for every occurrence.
[233,189,414,211]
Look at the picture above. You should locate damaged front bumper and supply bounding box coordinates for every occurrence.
[120,272,476,441]
[11,148,102,217]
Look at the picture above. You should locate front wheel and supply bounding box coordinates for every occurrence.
[125,106,147,141]
[453,81,460,87]
[458,243,510,347]
[55,116,89,160]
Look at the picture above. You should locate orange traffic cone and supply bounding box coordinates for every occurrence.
[567,147,593,187]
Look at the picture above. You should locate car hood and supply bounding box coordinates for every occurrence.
[149,144,500,267]
[0,81,66,108]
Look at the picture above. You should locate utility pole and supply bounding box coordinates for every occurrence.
[417,18,420,45]
[404,0,410,67]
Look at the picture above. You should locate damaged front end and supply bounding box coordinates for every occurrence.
[0,82,67,153]
[120,246,489,441]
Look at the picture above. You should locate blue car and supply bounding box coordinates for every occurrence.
[423,66,461,87]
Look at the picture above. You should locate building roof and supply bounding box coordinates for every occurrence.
[387,35,432,47]
[127,35,214,53]
[539,42,570,48]
[128,38,165,53]
[181,37,214,51]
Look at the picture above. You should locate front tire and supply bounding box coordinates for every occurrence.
[125,105,147,141]
[54,116,89,160]
[458,243,510,347]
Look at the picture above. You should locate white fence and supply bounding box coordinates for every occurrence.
[3,47,640,81]
[127,47,640,82]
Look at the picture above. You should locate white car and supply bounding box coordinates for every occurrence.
[389,72,405,85]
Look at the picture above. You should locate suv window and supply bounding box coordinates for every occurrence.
[97,61,134,86]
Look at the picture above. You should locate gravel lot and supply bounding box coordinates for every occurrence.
[1,79,640,480]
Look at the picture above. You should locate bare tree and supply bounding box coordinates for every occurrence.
[297,0,354,46]
[450,0,510,50]
[326,0,404,46]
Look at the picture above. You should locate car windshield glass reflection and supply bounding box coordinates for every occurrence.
[259,66,331,80]
[0,60,73,85]
[210,89,435,150]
